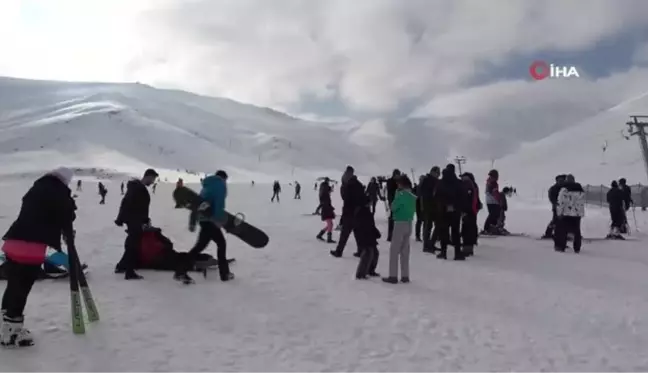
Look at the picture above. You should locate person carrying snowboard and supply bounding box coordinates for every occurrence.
[174,170,233,284]
[383,175,416,283]
[294,181,301,199]
[98,182,107,205]
[114,168,158,280]
[1,167,77,347]
[271,181,281,202]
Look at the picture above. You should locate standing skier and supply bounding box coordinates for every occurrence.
[271,181,281,202]
[114,168,158,280]
[330,166,365,258]
[619,178,633,233]
[294,181,301,199]
[482,169,501,235]
[383,175,416,284]
[420,166,441,253]
[98,182,107,205]
[553,174,585,252]
[542,175,566,239]
[365,177,383,215]
[76,180,82,192]
[1,167,76,347]
[120,181,125,195]
[435,164,466,261]
[174,170,233,284]
[460,172,481,257]
[385,169,401,241]
[606,180,625,239]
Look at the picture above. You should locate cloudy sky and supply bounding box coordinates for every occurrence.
[2,0,648,161]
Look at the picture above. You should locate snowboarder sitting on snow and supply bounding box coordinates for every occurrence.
[554,174,585,252]
[115,168,158,280]
[607,180,626,240]
[1,167,77,348]
[355,197,381,280]
[175,170,233,284]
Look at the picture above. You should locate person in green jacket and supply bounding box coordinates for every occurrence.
[383,175,417,284]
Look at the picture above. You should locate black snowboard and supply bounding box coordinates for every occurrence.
[173,186,269,249]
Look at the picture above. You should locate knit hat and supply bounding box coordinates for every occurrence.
[49,167,73,186]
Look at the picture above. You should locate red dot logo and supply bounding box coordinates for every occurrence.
[529,60,550,80]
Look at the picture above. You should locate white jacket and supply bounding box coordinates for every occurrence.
[556,187,585,217]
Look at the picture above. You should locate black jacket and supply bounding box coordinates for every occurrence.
[607,187,624,212]
[386,177,398,203]
[621,185,632,210]
[116,179,151,227]
[548,182,563,205]
[4,175,77,249]
[353,205,381,247]
[419,175,438,210]
[341,176,367,217]
[365,181,381,201]
[319,181,332,205]
[435,169,466,213]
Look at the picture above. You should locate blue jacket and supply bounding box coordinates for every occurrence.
[200,175,227,221]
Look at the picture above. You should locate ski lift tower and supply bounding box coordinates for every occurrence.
[624,115,648,182]
[454,156,467,175]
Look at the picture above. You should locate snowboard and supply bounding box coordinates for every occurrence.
[173,186,269,248]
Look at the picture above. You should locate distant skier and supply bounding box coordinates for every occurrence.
[114,168,158,280]
[365,177,383,215]
[251,180,255,187]
[607,180,626,239]
[482,169,501,235]
[98,182,107,205]
[294,181,301,199]
[174,170,233,284]
[271,181,281,202]
[76,180,82,192]
[619,178,633,233]
[542,175,566,239]
[553,174,584,252]
[174,178,184,208]
[460,172,481,257]
[420,166,441,252]
[120,181,125,195]
[435,164,466,261]
[383,175,416,283]
[314,182,317,191]
[1,167,76,347]
[152,183,157,194]
[385,169,402,241]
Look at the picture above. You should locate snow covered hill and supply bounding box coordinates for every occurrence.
[492,92,648,189]
[0,77,402,183]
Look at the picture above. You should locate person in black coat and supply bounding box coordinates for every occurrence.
[1,167,77,347]
[619,178,633,233]
[114,168,158,280]
[460,172,481,257]
[331,166,366,258]
[434,164,466,261]
[420,166,441,252]
[543,175,566,239]
[607,180,625,239]
[271,181,281,202]
[355,203,381,279]
[98,182,107,205]
[385,169,401,241]
[413,177,424,241]
[365,177,383,215]
[316,179,336,243]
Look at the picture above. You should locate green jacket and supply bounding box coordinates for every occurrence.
[391,189,417,221]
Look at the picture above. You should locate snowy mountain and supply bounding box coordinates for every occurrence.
[0,77,406,182]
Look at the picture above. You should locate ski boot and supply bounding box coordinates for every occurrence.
[221,272,235,282]
[326,232,336,243]
[173,272,195,285]
[382,277,398,284]
[0,316,34,348]
[316,229,326,241]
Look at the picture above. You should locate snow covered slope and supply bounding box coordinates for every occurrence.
[0,77,395,182]
[1,180,648,370]
[492,92,648,188]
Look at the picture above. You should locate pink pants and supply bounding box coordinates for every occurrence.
[324,219,333,233]
[2,240,47,265]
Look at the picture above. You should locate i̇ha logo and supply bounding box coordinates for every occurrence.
[529,60,580,80]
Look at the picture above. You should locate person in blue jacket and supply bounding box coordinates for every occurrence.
[174,170,233,284]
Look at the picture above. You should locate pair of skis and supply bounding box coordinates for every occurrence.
[66,236,99,334]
